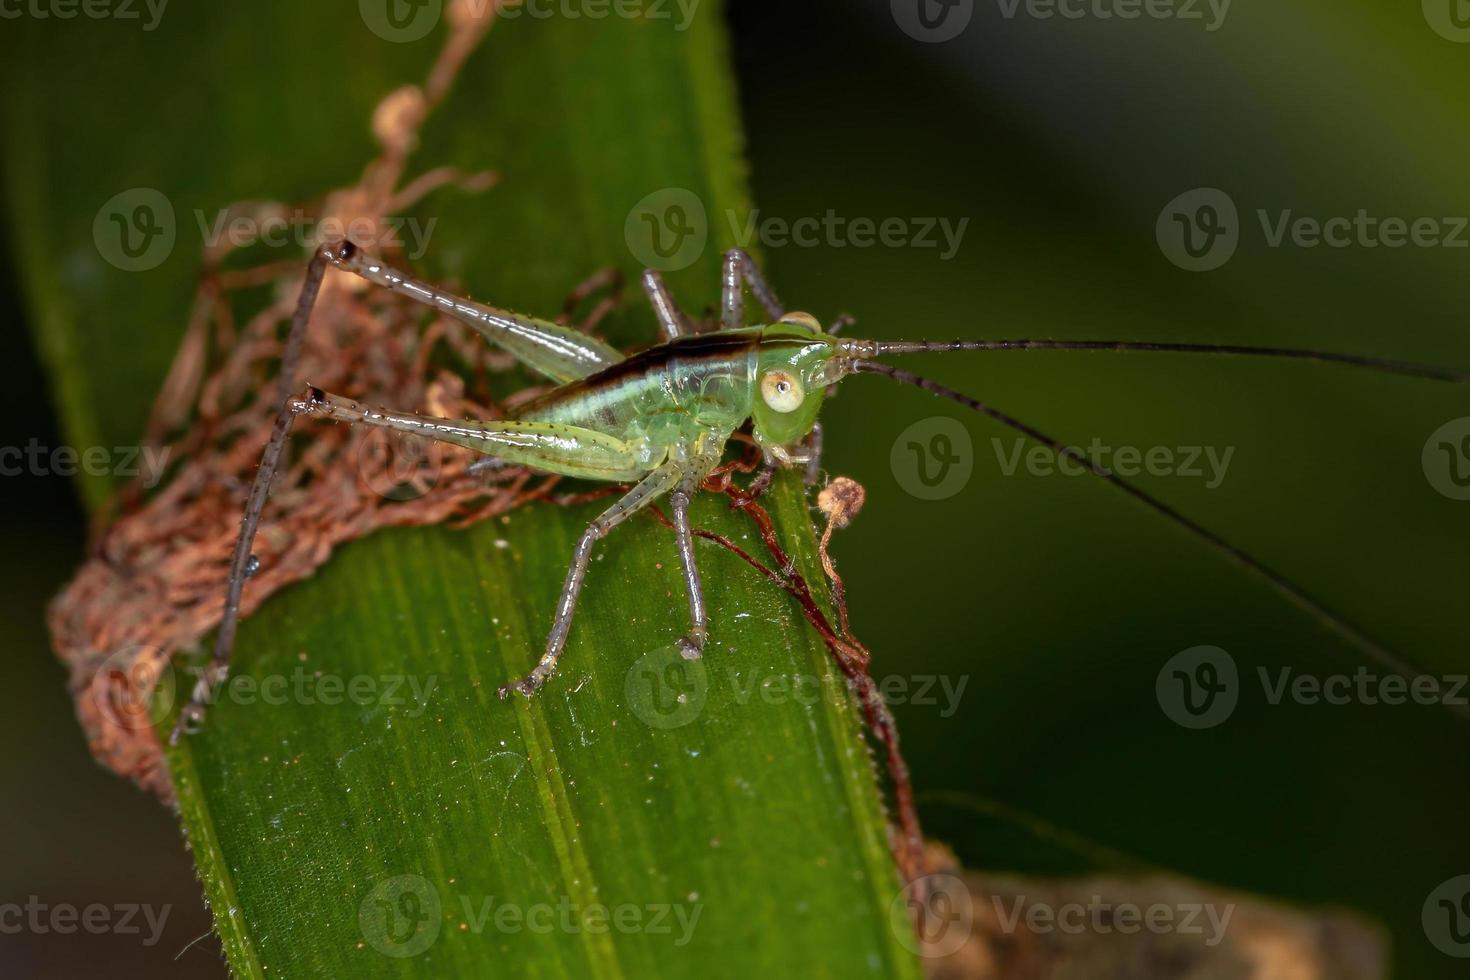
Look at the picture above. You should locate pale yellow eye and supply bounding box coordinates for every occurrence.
[760,370,804,413]
[778,311,821,332]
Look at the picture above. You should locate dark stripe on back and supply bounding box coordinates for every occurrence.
[515,329,808,418]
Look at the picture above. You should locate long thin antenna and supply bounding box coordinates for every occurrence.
[866,339,1470,384]
[170,249,329,744]
[851,358,1469,721]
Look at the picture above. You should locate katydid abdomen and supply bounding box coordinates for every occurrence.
[513,329,760,451]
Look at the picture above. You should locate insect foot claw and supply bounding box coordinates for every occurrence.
[676,633,706,661]
[168,703,207,746]
[496,677,539,700]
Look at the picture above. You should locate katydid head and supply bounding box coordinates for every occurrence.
[749,314,847,458]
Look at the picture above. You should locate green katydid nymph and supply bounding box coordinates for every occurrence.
[170,239,1470,742]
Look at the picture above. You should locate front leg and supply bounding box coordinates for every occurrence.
[743,426,825,503]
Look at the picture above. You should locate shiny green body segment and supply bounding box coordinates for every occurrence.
[308,324,839,485]
[514,325,835,467]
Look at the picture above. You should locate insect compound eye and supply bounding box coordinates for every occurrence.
[777,311,821,332]
[760,370,805,413]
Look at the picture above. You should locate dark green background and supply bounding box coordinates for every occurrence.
[3,1,1468,976]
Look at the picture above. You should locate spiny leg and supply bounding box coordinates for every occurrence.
[802,422,824,485]
[292,388,648,480]
[720,247,785,330]
[499,459,686,698]
[669,473,709,660]
[641,268,697,340]
[325,241,622,384]
[171,254,328,743]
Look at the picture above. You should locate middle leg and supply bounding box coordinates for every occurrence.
[499,458,686,697]
[669,473,709,660]
[721,247,786,330]
[641,268,697,341]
